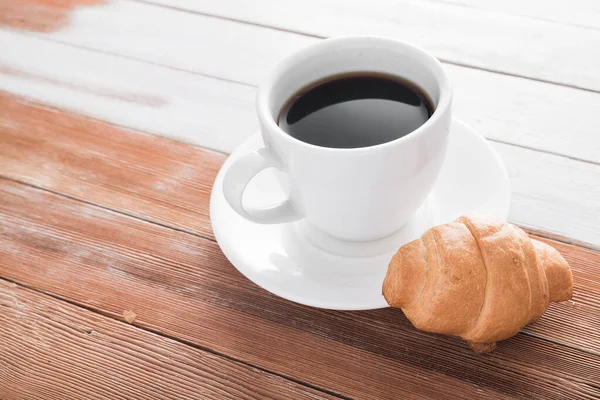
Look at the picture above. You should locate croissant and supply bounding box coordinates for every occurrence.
[382,214,573,353]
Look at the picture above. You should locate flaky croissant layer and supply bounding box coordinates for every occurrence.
[382,215,573,353]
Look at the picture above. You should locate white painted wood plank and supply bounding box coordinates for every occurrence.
[0,30,257,153]
[143,0,600,91]
[26,0,600,163]
[1,31,598,246]
[447,66,600,163]
[424,0,600,30]
[46,0,315,86]
[495,142,600,247]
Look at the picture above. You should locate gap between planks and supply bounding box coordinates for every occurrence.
[0,277,345,400]
[418,0,600,31]
[135,0,600,92]
[133,0,600,96]
[1,161,598,265]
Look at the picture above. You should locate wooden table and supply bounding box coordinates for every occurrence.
[1,1,599,399]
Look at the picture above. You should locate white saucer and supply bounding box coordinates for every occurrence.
[210,119,510,310]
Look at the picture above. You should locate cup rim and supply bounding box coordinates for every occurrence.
[256,35,452,153]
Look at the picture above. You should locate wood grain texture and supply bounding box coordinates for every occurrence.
[0,279,337,400]
[143,0,600,92]
[0,0,104,32]
[3,30,600,163]
[0,178,598,399]
[1,93,598,249]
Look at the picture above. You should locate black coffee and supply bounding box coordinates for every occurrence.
[278,73,434,148]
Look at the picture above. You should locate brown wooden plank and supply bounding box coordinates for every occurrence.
[1,93,598,353]
[0,92,223,240]
[0,279,337,400]
[1,179,598,399]
[523,238,600,351]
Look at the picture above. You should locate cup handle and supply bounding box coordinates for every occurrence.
[222,147,301,224]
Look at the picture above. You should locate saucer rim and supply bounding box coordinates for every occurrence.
[210,118,511,310]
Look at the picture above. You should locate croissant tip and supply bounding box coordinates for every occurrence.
[468,341,497,354]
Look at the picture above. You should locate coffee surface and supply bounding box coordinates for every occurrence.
[278,73,433,148]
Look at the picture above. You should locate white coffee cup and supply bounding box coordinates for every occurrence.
[223,36,452,242]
